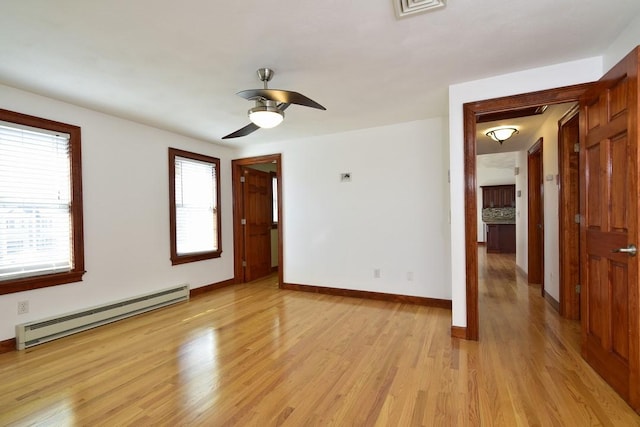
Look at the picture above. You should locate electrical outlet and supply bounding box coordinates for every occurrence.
[407,271,414,281]
[374,268,381,278]
[17,300,29,315]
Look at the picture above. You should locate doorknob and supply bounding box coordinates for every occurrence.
[612,244,637,256]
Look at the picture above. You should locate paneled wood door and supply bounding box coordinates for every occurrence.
[580,47,640,410]
[242,167,272,282]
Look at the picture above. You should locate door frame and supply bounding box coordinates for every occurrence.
[557,106,581,319]
[232,154,283,287]
[527,138,544,292]
[463,83,595,340]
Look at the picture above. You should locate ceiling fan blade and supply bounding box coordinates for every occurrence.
[237,89,326,110]
[222,122,260,139]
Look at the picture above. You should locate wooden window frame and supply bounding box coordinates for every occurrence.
[168,148,222,265]
[0,108,85,295]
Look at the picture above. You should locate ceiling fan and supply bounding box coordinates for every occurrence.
[222,68,326,139]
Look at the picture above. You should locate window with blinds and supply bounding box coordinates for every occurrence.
[169,148,222,265]
[0,109,84,295]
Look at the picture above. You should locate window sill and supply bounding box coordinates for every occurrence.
[0,270,85,295]
[171,250,223,266]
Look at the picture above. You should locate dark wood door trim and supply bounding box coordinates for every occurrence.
[462,83,596,341]
[232,154,283,287]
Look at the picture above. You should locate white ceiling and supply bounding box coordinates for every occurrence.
[1,1,639,147]
[476,102,577,155]
[477,152,517,170]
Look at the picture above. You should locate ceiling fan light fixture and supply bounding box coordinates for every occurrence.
[248,104,284,128]
[486,127,519,145]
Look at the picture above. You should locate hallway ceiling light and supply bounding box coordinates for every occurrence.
[486,127,519,145]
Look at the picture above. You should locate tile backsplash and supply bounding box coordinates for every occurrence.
[482,207,516,223]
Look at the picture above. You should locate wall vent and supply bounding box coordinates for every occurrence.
[394,0,446,19]
[15,285,189,350]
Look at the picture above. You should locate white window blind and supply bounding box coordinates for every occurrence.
[174,156,217,255]
[0,121,73,281]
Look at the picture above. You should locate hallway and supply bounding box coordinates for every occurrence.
[475,246,639,425]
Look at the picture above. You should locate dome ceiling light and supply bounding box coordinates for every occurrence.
[486,127,519,145]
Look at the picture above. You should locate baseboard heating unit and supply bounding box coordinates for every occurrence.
[15,284,189,350]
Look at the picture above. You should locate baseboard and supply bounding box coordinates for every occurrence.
[544,291,560,312]
[190,278,236,298]
[451,326,467,339]
[477,242,486,246]
[0,338,16,354]
[271,266,278,273]
[281,282,452,309]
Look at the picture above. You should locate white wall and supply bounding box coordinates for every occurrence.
[236,118,451,300]
[0,84,236,341]
[448,56,603,327]
[515,151,528,274]
[476,157,515,242]
[514,111,569,302]
[603,14,640,71]
[537,110,566,302]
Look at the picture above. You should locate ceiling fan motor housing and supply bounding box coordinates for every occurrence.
[249,99,283,115]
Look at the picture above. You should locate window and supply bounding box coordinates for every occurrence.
[271,173,278,225]
[0,109,84,295]
[169,148,222,265]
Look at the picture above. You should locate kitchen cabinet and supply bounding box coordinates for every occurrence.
[482,185,515,208]
[486,224,516,254]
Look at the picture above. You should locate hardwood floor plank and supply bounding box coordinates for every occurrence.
[1,252,639,425]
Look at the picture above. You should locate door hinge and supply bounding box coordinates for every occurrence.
[241,218,246,225]
[573,143,580,153]
[574,214,581,224]
[575,284,581,294]
[240,176,245,183]
[242,260,247,267]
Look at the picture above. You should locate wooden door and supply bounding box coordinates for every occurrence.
[242,167,272,282]
[580,47,640,410]
[528,139,544,286]
[558,108,581,320]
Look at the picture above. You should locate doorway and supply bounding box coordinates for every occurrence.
[558,106,581,319]
[527,138,544,292]
[462,84,594,341]
[232,154,283,287]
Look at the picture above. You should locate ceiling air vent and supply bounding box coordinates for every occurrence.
[394,0,446,18]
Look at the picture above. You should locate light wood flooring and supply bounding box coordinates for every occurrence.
[1,249,639,426]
